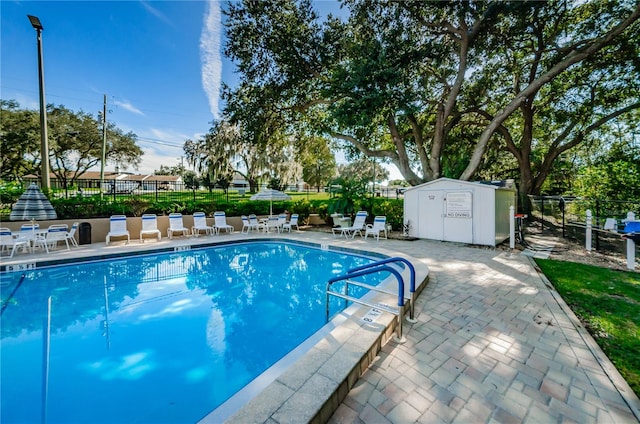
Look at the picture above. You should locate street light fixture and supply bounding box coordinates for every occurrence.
[27,14,50,193]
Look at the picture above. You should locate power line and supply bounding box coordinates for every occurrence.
[136,137,185,149]
[1,80,214,125]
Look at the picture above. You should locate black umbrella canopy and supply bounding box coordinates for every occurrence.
[9,183,58,221]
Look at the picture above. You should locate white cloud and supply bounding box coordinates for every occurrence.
[113,99,145,116]
[200,0,222,119]
[14,93,39,110]
[146,127,191,143]
[137,147,179,174]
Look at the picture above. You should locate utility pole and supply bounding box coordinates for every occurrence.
[100,94,107,199]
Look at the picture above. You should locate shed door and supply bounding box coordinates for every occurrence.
[443,191,473,243]
[418,190,444,240]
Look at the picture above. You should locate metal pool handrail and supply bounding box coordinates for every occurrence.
[344,257,417,322]
[326,264,406,342]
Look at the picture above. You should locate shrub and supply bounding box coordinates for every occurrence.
[46,193,406,228]
[290,199,312,222]
[122,197,151,217]
[370,198,403,230]
[0,180,25,204]
[51,195,130,218]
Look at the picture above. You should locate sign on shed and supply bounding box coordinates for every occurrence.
[403,178,516,246]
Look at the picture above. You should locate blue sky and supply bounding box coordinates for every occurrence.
[2,1,225,174]
[2,0,401,181]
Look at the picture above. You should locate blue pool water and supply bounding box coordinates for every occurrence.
[0,241,384,423]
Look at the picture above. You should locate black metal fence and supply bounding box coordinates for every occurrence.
[525,195,640,254]
[13,178,406,202]
[54,179,232,204]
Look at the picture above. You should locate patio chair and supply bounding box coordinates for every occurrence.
[38,224,71,251]
[213,211,234,234]
[241,215,250,233]
[0,227,30,258]
[17,223,39,244]
[332,211,368,238]
[14,223,41,252]
[364,216,388,241]
[167,213,190,239]
[241,215,260,233]
[65,222,79,247]
[264,215,280,233]
[140,214,162,243]
[20,223,40,231]
[106,215,130,245]
[277,214,287,230]
[192,212,213,237]
[282,214,299,232]
[249,214,263,232]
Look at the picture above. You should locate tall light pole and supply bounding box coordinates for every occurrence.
[28,15,50,193]
[100,95,107,199]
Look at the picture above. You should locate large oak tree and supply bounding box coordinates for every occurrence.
[222,0,639,199]
[1,101,143,187]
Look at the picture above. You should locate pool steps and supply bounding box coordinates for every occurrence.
[326,257,417,342]
[338,257,418,320]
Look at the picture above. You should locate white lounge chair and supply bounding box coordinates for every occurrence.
[33,224,71,252]
[241,215,250,233]
[0,227,30,257]
[249,214,263,232]
[65,222,79,247]
[192,212,213,237]
[167,213,189,239]
[332,211,368,238]
[20,223,39,231]
[282,214,299,232]
[16,223,39,248]
[277,214,287,230]
[106,215,130,245]
[213,211,234,234]
[140,214,162,242]
[241,215,260,233]
[364,216,388,241]
[15,223,41,252]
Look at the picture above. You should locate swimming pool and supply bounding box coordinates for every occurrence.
[0,241,387,423]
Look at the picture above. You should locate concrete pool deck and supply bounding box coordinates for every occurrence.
[1,229,639,423]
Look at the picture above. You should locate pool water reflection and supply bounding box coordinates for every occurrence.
[0,241,384,423]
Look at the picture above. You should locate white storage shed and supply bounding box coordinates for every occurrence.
[403,178,517,246]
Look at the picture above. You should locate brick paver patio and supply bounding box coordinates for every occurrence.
[329,239,640,423]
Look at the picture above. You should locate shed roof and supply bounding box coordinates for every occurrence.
[404,177,513,193]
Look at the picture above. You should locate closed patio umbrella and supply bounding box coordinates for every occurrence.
[250,189,291,216]
[9,182,58,221]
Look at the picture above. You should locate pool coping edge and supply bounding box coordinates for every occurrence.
[210,260,430,424]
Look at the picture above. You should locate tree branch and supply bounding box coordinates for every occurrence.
[460,2,640,180]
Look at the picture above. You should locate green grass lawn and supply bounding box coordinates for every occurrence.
[535,259,640,397]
